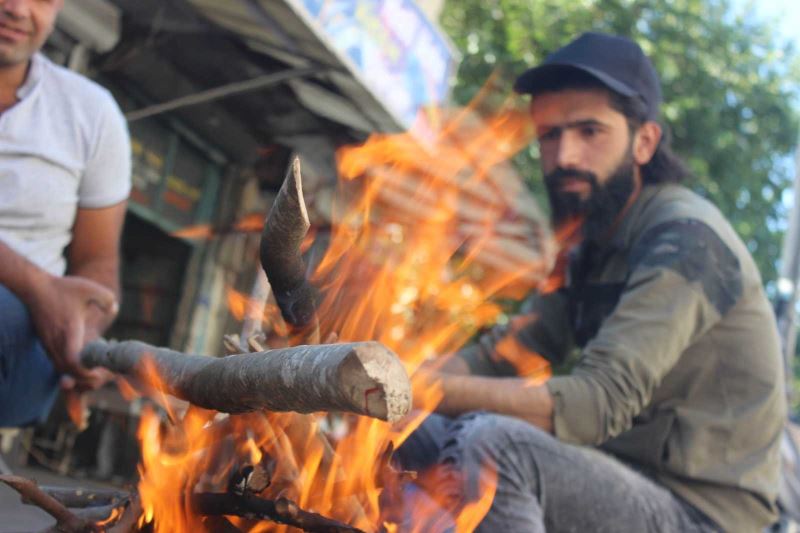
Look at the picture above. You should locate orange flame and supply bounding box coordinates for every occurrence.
[96,505,124,527]
[171,213,265,240]
[134,93,562,531]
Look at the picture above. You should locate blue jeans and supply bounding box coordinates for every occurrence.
[0,283,59,427]
[393,412,720,533]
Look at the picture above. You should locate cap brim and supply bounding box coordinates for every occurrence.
[514,63,638,98]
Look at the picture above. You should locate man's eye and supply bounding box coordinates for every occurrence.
[539,129,559,142]
[580,126,599,137]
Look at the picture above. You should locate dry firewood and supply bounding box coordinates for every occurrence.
[107,493,143,533]
[223,334,243,355]
[39,486,129,509]
[259,157,319,338]
[229,457,274,495]
[192,492,365,533]
[71,504,123,524]
[80,338,411,422]
[0,475,98,533]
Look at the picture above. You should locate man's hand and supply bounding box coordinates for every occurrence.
[26,275,118,391]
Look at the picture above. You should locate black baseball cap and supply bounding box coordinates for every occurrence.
[514,32,662,120]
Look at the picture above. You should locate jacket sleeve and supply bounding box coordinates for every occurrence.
[546,219,744,445]
[458,288,574,377]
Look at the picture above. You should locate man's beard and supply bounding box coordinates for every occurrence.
[545,154,637,242]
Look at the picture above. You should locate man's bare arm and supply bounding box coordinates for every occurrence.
[415,366,554,432]
[0,239,117,382]
[67,201,127,338]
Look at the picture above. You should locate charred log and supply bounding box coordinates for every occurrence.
[191,492,365,533]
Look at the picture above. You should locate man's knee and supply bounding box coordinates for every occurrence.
[442,412,551,465]
[395,413,453,472]
[435,413,552,504]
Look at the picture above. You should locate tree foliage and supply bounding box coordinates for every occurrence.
[440,0,800,284]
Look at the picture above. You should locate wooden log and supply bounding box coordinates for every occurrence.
[80,339,411,422]
[191,493,365,533]
[39,486,128,509]
[0,475,97,533]
[259,157,319,335]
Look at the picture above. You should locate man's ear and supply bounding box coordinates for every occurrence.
[633,121,662,166]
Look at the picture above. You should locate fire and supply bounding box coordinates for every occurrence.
[171,213,265,239]
[134,94,559,531]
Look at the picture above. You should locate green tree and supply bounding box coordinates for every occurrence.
[440,0,800,284]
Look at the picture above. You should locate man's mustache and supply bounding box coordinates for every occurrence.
[544,168,598,186]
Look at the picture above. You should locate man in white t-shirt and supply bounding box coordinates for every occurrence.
[0,0,131,426]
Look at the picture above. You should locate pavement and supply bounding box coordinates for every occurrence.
[0,463,123,532]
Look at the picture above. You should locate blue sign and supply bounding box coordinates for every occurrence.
[296,0,455,130]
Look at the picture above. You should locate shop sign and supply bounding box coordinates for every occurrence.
[294,0,456,130]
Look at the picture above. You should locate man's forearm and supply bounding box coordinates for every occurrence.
[428,372,554,432]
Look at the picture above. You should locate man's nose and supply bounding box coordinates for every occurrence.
[1,0,28,18]
[555,132,584,169]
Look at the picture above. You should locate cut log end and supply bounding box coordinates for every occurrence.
[341,342,412,423]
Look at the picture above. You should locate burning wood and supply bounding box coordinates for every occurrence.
[80,338,411,422]
[260,157,320,341]
[39,486,129,508]
[191,493,365,533]
[4,474,366,533]
[30,99,554,532]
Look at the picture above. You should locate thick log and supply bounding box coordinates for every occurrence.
[80,339,411,422]
[260,157,319,333]
[39,486,128,509]
[192,492,365,533]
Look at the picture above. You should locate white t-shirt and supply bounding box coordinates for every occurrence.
[0,53,131,276]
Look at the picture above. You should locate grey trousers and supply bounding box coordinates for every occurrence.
[393,412,720,533]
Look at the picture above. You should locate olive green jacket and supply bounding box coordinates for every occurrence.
[461,184,786,532]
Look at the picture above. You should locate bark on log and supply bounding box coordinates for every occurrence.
[260,157,319,334]
[80,339,411,422]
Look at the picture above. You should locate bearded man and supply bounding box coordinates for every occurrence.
[0,0,131,426]
[395,32,785,533]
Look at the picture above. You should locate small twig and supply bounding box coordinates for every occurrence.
[0,475,98,533]
[192,492,365,533]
